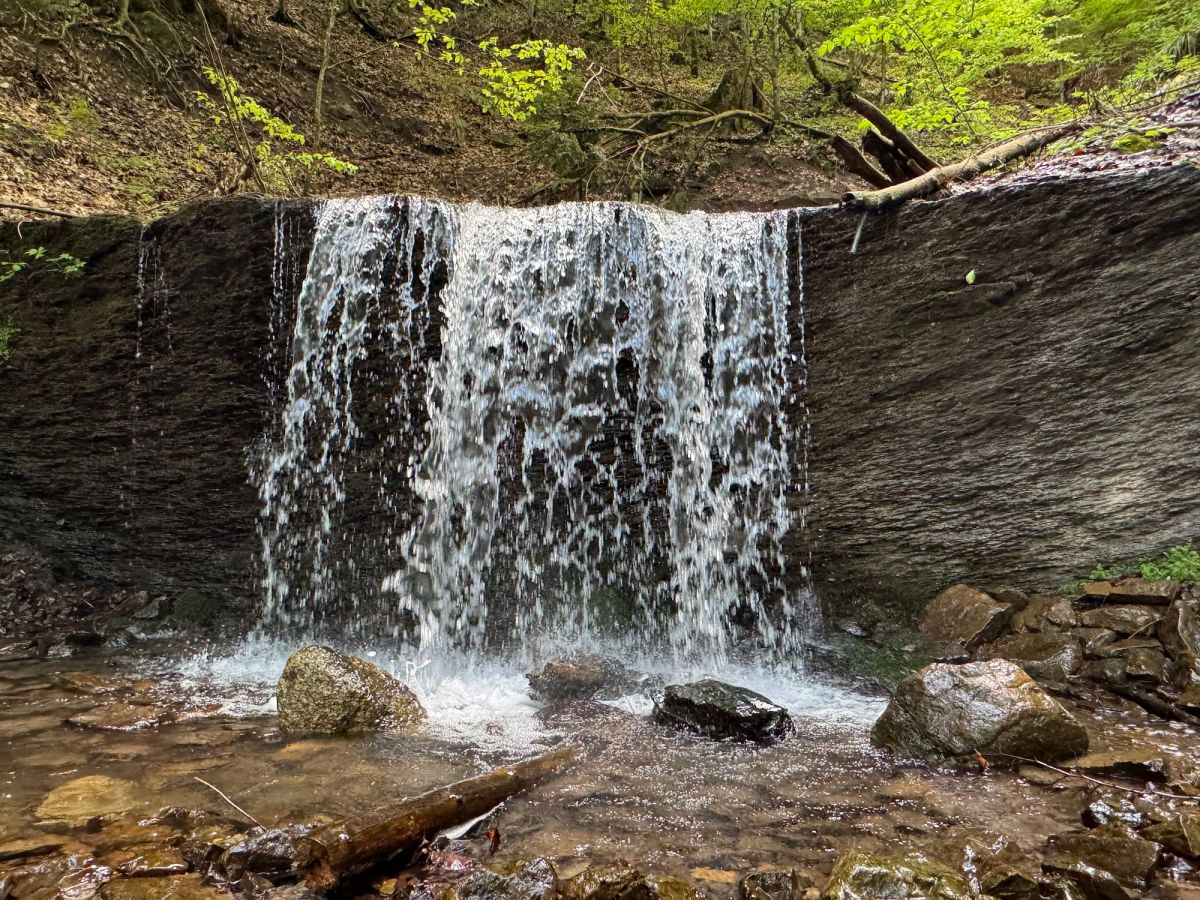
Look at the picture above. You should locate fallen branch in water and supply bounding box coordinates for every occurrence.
[194,777,265,828]
[843,121,1083,210]
[997,754,1200,802]
[293,746,577,890]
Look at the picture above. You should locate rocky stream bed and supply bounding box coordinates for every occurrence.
[2,557,1200,900]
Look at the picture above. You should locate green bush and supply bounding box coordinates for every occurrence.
[1086,544,1200,585]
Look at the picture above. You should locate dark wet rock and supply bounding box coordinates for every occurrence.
[1121,647,1168,681]
[1011,596,1078,633]
[1141,813,1200,858]
[1041,860,1132,900]
[58,863,115,898]
[276,645,425,734]
[820,850,971,900]
[561,864,704,900]
[934,829,1025,885]
[653,680,793,743]
[739,868,813,900]
[1085,579,1179,605]
[1045,824,1161,888]
[132,595,172,620]
[36,775,139,827]
[170,588,228,630]
[979,632,1082,681]
[1093,637,1162,658]
[979,866,1040,900]
[1077,606,1161,636]
[0,834,72,862]
[117,848,189,877]
[918,584,1012,660]
[1068,749,1168,782]
[871,660,1088,762]
[1178,684,1200,713]
[100,874,224,898]
[220,825,313,882]
[1079,659,1127,685]
[1075,629,1117,657]
[527,655,640,702]
[1081,798,1146,830]
[1157,599,1200,687]
[455,857,558,900]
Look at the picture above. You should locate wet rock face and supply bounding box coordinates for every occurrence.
[454,856,558,900]
[1045,824,1161,889]
[276,646,425,734]
[1158,599,1200,687]
[871,659,1088,762]
[821,850,971,900]
[919,584,1012,660]
[652,679,794,743]
[803,166,1200,614]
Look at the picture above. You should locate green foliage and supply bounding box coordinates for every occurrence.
[820,0,1069,139]
[1085,544,1200,585]
[522,74,610,185]
[0,246,85,284]
[0,317,16,364]
[194,67,358,191]
[479,40,587,121]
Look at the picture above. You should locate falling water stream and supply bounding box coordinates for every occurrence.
[255,196,809,667]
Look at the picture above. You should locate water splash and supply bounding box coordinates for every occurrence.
[257,197,808,665]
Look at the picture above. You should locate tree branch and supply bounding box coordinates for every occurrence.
[844,121,1081,210]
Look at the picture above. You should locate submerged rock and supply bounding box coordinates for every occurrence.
[455,857,558,900]
[739,868,812,900]
[652,679,793,743]
[276,645,425,734]
[527,655,639,702]
[1041,860,1132,900]
[820,850,971,900]
[919,584,1012,660]
[871,660,1088,762]
[36,775,139,827]
[561,864,704,899]
[979,866,1040,900]
[1045,824,1161,888]
[100,874,223,898]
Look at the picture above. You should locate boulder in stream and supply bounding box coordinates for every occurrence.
[455,857,559,900]
[276,645,425,734]
[527,655,640,701]
[652,679,793,743]
[1045,823,1161,889]
[919,584,1012,660]
[979,632,1083,682]
[821,850,971,900]
[871,659,1088,762]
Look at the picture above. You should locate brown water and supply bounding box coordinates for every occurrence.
[2,645,1199,897]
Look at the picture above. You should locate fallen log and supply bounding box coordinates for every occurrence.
[837,88,939,173]
[843,122,1082,211]
[292,746,577,890]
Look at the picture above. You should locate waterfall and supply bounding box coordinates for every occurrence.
[257,196,810,665]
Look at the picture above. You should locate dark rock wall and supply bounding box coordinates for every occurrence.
[2,168,1197,624]
[0,198,314,610]
[801,167,1200,614]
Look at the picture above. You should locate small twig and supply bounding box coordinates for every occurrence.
[194,777,265,828]
[998,754,1200,802]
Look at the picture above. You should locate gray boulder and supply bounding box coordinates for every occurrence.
[276,645,425,734]
[871,659,1088,762]
[653,679,793,743]
[919,584,1012,660]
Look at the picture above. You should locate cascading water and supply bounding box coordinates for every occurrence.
[256,196,810,666]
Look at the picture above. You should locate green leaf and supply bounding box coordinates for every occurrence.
[965,269,976,284]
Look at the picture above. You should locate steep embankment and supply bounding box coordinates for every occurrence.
[1,166,1197,626]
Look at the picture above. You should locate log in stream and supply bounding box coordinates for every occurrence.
[293,746,577,890]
